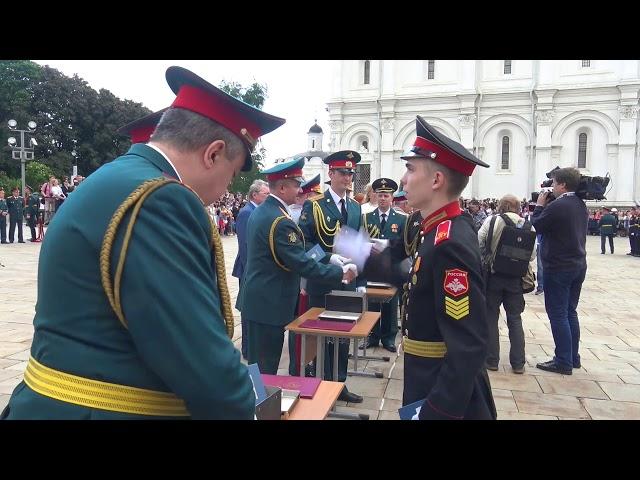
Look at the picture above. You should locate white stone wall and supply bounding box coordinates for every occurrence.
[328,60,640,206]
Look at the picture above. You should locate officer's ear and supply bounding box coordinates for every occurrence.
[203,140,226,170]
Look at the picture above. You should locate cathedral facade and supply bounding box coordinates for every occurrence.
[325,60,640,205]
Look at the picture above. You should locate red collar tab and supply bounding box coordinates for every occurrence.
[421,201,462,234]
[413,136,475,176]
[172,84,261,151]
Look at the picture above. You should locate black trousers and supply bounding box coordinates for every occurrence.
[0,215,6,242]
[368,293,399,346]
[26,215,36,240]
[309,294,350,382]
[485,273,526,369]
[246,321,284,375]
[237,277,248,359]
[8,215,23,242]
[601,234,614,253]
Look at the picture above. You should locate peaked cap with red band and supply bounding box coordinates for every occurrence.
[300,174,321,194]
[401,115,489,176]
[166,66,286,172]
[261,156,306,183]
[323,150,361,172]
[117,108,168,144]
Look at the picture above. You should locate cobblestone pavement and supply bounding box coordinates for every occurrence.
[1,224,639,419]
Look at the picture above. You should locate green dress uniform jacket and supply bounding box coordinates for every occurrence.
[240,195,343,326]
[0,198,7,216]
[363,201,496,420]
[25,194,40,225]
[298,189,366,297]
[1,144,254,420]
[6,195,24,218]
[598,213,617,235]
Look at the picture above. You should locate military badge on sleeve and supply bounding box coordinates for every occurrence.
[288,231,298,243]
[444,269,469,320]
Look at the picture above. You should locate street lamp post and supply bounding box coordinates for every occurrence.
[7,119,37,196]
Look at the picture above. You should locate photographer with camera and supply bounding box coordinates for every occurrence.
[531,167,588,375]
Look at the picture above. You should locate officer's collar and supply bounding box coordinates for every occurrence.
[127,143,181,181]
[421,200,462,234]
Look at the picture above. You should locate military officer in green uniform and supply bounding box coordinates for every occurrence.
[599,206,616,254]
[6,187,25,243]
[1,66,286,419]
[361,178,406,352]
[0,188,7,244]
[298,150,366,403]
[240,157,356,374]
[399,207,423,333]
[23,185,40,242]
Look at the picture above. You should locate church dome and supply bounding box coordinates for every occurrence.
[308,122,323,134]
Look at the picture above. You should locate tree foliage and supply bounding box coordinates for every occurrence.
[218,80,269,193]
[0,61,151,180]
[25,161,54,191]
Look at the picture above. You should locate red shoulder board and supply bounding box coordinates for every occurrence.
[434,220,452,246]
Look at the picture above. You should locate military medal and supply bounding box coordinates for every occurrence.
[412,274,418,285]
[391,223,398,233]
[414,257,421,272]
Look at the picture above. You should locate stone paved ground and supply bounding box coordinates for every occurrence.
[1,223,639,419]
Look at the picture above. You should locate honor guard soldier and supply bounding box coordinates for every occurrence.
[117,108,168,144]
[335,115,497,419]
[1,66,286,420]
[6,187,25,243]
[361,178,406,352]
[0,188,7,244]
[298,150,366,403]
[599,206,616,254]
[239,157,356,375]
[23,185,40,242]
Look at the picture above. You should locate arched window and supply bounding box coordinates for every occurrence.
[427,60,435,80]
[504,60,512,74]
[582,60,590,68]
[578,133,587,168]
[364,60,370,84]
[501,136,510,170]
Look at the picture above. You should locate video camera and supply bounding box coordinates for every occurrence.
[530,166,610,204]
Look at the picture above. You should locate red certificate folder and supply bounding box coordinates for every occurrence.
[299,319,355,332]
[261,374,322,399]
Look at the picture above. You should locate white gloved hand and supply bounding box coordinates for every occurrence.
[370,238,389,254]
[411,405,422,420]
[333,226,373,272]
[330,254,351,267]
[356,286,367,293]
[342,264,359,275]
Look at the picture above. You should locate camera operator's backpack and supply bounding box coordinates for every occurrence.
[487,214,536,277]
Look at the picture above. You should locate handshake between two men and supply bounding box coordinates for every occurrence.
[332,227,393,287]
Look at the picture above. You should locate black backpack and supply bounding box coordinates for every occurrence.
[486,214,536,277]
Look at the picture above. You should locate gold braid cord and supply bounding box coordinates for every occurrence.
[363,213,380,238]
[311,201,340,248]
[100,178,234,338]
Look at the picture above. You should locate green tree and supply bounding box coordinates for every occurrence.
[25,161,54,191]
[218,80,269,194]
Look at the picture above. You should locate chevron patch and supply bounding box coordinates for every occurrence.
[445,295,469,320]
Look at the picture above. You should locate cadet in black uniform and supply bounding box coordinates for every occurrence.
[24,185,40,242]
[628,207,639,256]
[335,116,497,420]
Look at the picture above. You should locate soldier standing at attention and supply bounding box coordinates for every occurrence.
[298,150,367,403]
[599,206,616,254]
[361,178,406,352]
[23,185,40,242]
[7,187,25,243]
[0,188,7,244]
[240,157,356,374]
[335,116,497,419]
[1,66,285,419]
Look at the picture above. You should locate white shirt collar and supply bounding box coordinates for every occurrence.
[557,192,575,199]
[147,144,183,183]
[378,206,391,219]
[269,194,291,215]
[328,187,347,207]
[250,201,258,208]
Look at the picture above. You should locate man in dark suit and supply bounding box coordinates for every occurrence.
[232,179,269,359]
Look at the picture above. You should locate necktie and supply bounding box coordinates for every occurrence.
[380,213,387,231]
[339,199,348,226]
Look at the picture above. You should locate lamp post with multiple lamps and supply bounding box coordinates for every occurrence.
[7,119,37,196]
